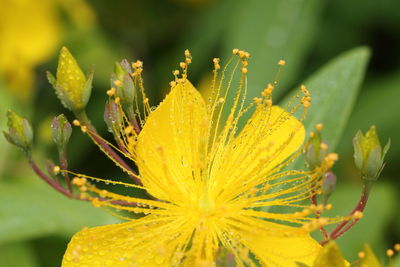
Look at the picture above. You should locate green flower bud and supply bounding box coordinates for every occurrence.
[305,130,327,169]
[3,109,33,152]
[111,60,135,107]
[322,172,336,203]
[104,100,124,134]
[51,114,72,149]
[47,47,94,112]
[353,125,390,180]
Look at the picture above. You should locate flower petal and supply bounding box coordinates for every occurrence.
[231,217,320,266]
[136,80,208,203]
[62,216,193,267]
[210,105,305,199]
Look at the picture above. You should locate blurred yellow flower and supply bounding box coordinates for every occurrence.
[60,50,343,266]
[0,0,95,101]
[0,0,61,100]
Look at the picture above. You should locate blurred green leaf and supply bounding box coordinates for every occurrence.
[223,0,324,99]
[0,242,39,267]
[283,47,370,153]
[323,183,396,261]
[337,70,400,159]
[0,177,119,244]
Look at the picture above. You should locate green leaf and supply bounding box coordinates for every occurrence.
[223,0,324,99]
[0,177,119,244]
[0,242,39,267]
[282,47,370,154]
[337,70,400,159]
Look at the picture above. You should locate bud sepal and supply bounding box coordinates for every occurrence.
[3,109,33,153]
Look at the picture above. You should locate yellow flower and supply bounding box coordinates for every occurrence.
[62,50,339,266]
[0,0,61,100]
[0,0,95,101]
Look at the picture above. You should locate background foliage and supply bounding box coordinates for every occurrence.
[0,0,399,266]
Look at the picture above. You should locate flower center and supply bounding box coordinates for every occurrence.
[198,192,215,216]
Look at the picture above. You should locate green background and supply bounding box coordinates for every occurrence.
[1,0,399,266]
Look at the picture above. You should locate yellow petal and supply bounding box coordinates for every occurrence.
[312,241,346,267]
[234,217,320,266]
[136,80,208,203]
[62,216,192,267]
[210,105,305,199]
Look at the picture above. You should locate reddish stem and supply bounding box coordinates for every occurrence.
[321,182,371,245]
[59,150,72,193]
[29,160,72,198]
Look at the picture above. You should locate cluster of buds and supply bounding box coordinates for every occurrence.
[304,122,390,245]
[353,125,390,181]
[3,47,141,201]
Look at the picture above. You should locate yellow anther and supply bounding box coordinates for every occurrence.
[213,58,220,64]
[80,192,89,199]
[244,52,251,58]
[242,60,249,67]
[394,243,400,251]
[387,249,394,257]
[72,177,87,186]
[232,48,239,55]
[114,97,120,104]
[238,50,246,58]
[180,62,187,69]
[218,97,225,103]
[184,49,191,58]
[227,114,234,121]
[309,132,315,138]
[143,98,149,104]
[113,80,122,87]
[358,251,365,259]
[327,153,339,161]
[325,203,332,210]
[266,99,272,106]
[353,211,363,219]
[278,59,286,66]
[124,125,133,135]
[173,70,180,76]
[303,101,311,108]
[253,97,262,104]
[132,60,143,69]
[185,58,192,64]
[241,67,248,74]
[72,120,80,126]
[169,81,177,87]
[106,88,116,96]
[80,126,87,133]
[53,165,61,174]
[316,123,324,130]
[91,198,102,208]
[320,143,328,151]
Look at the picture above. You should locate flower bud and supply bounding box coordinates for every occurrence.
[111,60,135,108]
[3,110,33,152]
[47,47,94,112]
[353,125,390,180]
[104,100,124,134]
[305,130,327,169]
[51,114,72,149]
[322,172,336,203]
